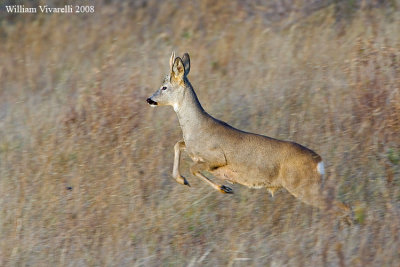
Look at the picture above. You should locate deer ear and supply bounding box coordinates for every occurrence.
[172,57,185,80]
[169,51,176,70]
[181,53,190,75]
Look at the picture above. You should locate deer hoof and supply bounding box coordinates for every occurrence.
[220,185,233,194]
[176,176,190,187]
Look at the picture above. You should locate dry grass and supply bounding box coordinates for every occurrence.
[1,0,399,266]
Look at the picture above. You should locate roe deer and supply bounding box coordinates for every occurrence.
[147,52,350,216]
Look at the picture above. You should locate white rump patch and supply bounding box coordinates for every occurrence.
[317,161,325,175]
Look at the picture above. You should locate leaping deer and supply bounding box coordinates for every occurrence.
[147,52,349,216]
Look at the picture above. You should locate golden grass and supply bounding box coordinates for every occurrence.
[1,1,399,266]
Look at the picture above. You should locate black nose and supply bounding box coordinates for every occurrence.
[146,98,158,105]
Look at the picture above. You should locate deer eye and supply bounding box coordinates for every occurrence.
[162,86,167,90]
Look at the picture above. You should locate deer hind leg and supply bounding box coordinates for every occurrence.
[172,140,190,187]
[283,176,352,224]
[278,165,323,207]
[296,181,352,223]
[190,162,233,194]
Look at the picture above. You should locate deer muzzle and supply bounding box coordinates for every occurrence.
[146,98,158,106]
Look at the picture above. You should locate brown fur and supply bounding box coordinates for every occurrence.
[147,52,350,218]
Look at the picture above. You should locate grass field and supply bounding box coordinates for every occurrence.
[1,0,399,266]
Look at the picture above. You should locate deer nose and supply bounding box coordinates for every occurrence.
[146,98,158,105]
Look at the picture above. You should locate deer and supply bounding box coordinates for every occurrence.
[146,52,350,219]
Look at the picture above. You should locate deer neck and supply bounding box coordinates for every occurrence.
[175,85,209,141]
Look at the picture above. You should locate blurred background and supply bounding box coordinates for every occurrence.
[0,0,399,266]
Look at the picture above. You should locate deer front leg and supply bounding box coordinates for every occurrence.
[172,140,190,187]
[190,162,233,194]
